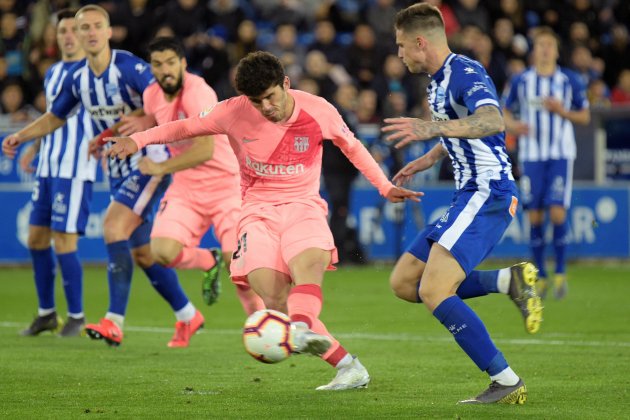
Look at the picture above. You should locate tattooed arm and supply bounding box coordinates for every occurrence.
[382,105,505,149]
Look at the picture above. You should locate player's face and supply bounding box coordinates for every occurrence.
[57,18,81,59]
[395,29,427,74]
[247,77,292,123]
[150,50,185,96]
[76,10,111,55]
[533,34,559,67]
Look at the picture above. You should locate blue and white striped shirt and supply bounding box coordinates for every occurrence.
[503,66,588,162]
[37,60,97,181]
[50,49,168,179]
[428,53,514,190]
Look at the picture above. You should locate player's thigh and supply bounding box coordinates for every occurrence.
[103,201,144,242]
[543,159,573,209]
[280,202,337,267]
[420,243,466,311]
[151,195,206,248]
[28,177,52,237]
[205,193,241,254]
[520,161,546,210]
[287,247,331,286]
[247,267,291,311]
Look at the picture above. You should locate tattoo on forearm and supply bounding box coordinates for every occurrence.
[437,106,504,139]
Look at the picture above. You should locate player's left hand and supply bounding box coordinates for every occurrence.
[117,114,157,136]
[138,157,163,176]
[19,143,38,173]
[2,133,21,159]
[382,117,440,149]
[107,136,138,160]
[543,97,565,116]
[385,186,424,203]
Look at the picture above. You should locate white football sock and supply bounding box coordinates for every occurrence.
[38,308,55,317]
[105,312,125,329]
[175,302,196,322]
[497,268,511,294]
[490,366,520,386]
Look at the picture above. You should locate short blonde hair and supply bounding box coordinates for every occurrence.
[76,4,110,26]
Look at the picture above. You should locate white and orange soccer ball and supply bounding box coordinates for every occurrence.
[243,309,293,364]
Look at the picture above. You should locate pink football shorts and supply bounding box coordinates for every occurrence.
[150,178,240,252]
[230,201,338,286]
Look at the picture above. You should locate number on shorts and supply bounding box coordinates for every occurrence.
[232,232,247,260]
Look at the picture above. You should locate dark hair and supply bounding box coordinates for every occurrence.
[394,3,444,34]
[55,8,77,24]
[235,51,285,97]
[148,36,185,59]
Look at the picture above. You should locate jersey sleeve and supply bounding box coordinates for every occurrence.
[50,69,80,119]
[320,100,394,197]
[455,64,501,113]
[126,55,154,94]
[182,77,218,115]
[132,98,234,149]
[502,74,521,112]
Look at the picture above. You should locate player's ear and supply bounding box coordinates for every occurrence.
[181,57,187,70]
[283,76,291,91]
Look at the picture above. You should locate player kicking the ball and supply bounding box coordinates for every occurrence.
[106,51,422,390]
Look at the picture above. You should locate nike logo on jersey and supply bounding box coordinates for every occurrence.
[242,138,258,143]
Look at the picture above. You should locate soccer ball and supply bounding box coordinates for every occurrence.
[243,309,293,364]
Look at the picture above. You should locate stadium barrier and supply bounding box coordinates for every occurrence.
[0,183,627,263]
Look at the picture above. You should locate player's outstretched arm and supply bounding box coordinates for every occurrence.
[2,112,65,158]
[106,136,138,160]
[385,186,424,203]
[138,136,215,176]
[393,143,448,186]
[383,106,505,149]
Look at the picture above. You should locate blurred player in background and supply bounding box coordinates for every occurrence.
[503,27,590,299]
[117,36,264,347]
[382,3,542,404]
[2,9,96,337]
[1,5,190,347]
[106,51,422,390]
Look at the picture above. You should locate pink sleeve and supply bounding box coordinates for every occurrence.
[182,77,218,115]
[322,102,394,197]
[142,87,154,115]
[131,100,230,149]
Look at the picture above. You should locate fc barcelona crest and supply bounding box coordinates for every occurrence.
[294,136,309,152]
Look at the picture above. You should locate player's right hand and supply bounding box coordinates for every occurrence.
[87,137,102,159]
[107,136,138,159]
[2,133,20,159]
[19,143,38,173]
[392,156,433,186]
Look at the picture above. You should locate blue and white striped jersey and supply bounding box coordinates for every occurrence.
[36,60,98,181]
[503,66,588,162]
[428,53,514,190]
[50,49,168,179]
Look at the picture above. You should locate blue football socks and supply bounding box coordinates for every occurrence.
[30,247,56,311]
[433,296,501,372]
[57,251,83,316]
[530,225,547,278]
[106,240,133,316]
[553,222,568,274]
[143,263,189,312]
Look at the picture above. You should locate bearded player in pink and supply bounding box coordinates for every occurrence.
[117,38,264,347]
[108,51,422,390]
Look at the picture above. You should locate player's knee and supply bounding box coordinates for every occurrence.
[151,246,175,266]
[389,274,418,302]
[131,247,154,268]
[261,296,286,313]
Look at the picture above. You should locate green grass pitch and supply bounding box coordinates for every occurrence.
[1,263,629,418]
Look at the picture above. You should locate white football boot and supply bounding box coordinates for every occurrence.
[291,323,332,356]
[316,356,371,391]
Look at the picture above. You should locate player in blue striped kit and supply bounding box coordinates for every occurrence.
[382,3,542,404]
[503,27,590,299]
[2,9,96,337]
[2,5,194,347]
